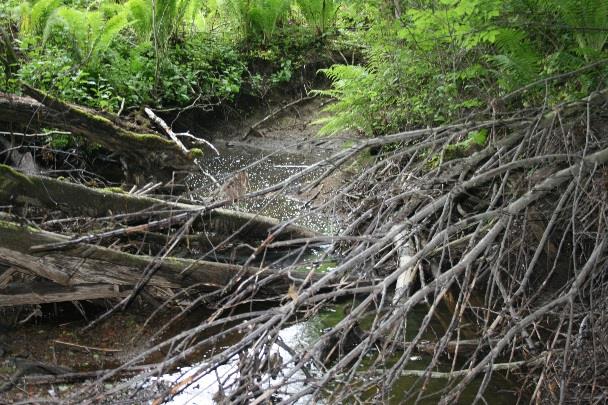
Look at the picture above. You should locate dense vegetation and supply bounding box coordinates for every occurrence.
[2,0,607,133]
[0,0,338,112]
[1,1,608,404]
[314,0,608,135]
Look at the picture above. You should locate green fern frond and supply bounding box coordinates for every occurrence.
[218,0,291,40]
[42,6,87,60]
[490,28,541,90]
[556,0,608,60]
[124,0,153,40]
[92,12,130,62]
[25,0,63,35]
[296,0,339,35]
[313,64,377,136]
[249,0,291,39]
[42,6,129,65]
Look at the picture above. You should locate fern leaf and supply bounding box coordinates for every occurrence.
[27,0,62,36]
[556,0,608,60]
[125,0,153,41]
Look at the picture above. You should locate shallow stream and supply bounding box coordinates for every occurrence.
[157,143,518,404]
[188,142,332,232]
[0,142,519,404]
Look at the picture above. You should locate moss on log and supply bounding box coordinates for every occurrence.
[0,90,198,170]
[0,164,319,242]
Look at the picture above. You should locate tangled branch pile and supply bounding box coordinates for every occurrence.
[97,89,608,405]
[5,88,607,404]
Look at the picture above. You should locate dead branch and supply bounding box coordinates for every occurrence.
[137,88,608,405]
[0,88,198,169]
[144,107,189,155]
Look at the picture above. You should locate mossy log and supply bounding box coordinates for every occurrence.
[0,164,318,242]
[0,220,315,306]
[0,89,198,170]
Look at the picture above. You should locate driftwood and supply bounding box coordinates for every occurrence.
[0,282,130,306]
[19,364,152,385]
[398,355,546,379]
[0,358,73,393]
[134,89,608,405]
[0,153,322,308]
[0,88,200,170]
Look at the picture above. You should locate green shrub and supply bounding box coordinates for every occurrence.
[18,45,122,110]
[315,0,608,136]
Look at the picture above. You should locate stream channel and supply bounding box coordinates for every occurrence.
[0,141,518,404]
[154,143,518,404]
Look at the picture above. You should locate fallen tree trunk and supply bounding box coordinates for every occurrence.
[0,220,318,306]
[0,89,200,170]
[19,364,153,385]
[383,338,500,355]
[0,164,319,242]
[397,355,546,379]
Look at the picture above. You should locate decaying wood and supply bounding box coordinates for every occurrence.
[0,221,320,306]
[0,88,198,170]
[4,80,608,405]
[0,139,322,307]
[0,164,318,243]
[19,365,151,385]
[130,88,608,405]
[0,358,73,393]
[0,282,129,306]
[398,355,546,379]
[0,267,17,287]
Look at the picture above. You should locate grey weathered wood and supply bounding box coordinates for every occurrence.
[0,221,320,305]
[0,283,129,306]
[0,164,319,242]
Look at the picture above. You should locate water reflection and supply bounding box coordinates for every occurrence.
[187,144,334,234]
[157,303,517,405]
[159,321,319,405]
